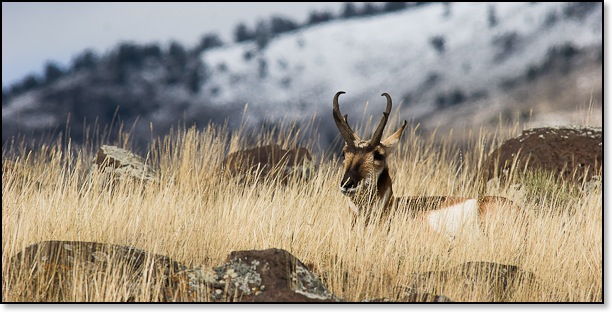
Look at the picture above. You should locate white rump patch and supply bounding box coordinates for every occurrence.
[426,199,480,239]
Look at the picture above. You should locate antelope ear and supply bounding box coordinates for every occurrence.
[381,120,407,152]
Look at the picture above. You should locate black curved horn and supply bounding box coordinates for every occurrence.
[370,92,392,146]
[332,91,356,147]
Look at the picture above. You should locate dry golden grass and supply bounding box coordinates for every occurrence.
[2,114,602,302]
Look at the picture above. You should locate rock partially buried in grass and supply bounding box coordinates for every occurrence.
[477,127,602,209]
[227,248,337,302]
[170,248,338,302]
[246,289,337,302]
[17,242,539,302]
[480,126,602,189]
[89,145,159,184]
[408,261,539,302]
[9,242,337,302]
[222,144,315,185]
[9,240,186,302]
[363,290,454,302]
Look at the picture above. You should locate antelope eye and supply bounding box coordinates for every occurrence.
[373,151,384,161]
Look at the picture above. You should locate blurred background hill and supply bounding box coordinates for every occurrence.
[2,2,602,154]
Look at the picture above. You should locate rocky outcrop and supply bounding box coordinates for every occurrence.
[9,242,337,302]
[8,240,186,302]
[168,248,338,302]
[479,126,602,193]
[474,127,603,202]
[88,145,159,184]
[222,144,315,184]
[9,241,537,302]
[363,290,454,303]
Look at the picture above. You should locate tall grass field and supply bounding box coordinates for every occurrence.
[2,111,602,302]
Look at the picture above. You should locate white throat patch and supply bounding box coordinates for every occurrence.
[348,200,360,215]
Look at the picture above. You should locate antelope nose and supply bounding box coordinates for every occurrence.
[340,175,357,194]
[341,178,356,189]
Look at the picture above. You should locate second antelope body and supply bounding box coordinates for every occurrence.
[332,91,517,239]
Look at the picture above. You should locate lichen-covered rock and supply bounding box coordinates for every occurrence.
[408,261,539,302]
[8,240,186,302]
[480,126,602,186]
[399,288,454,302]
[169,248,338,302]
[247,289,337,302]
[14,242,482,302]
[363,290,454,302]
[89,145,159,183]
[9,242,336,302]
[228,248,337,302]
[222,144,315,184]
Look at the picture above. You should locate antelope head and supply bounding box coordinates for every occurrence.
[333,91,407,216]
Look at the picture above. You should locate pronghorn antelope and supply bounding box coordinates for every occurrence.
[332,91,518,239]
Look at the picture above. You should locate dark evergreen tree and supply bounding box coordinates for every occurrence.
[442,2,451,18]
[258,58,267,78]
[254,20,271,51]
[22,74,41,90]
[44,62,63,83]
[142,43,162,59]
[168,41,188,69]
[269,15,299,35]
[188,66,202,93]
[361,3,379,16]
[7,74,41,98]
[342,3,358,18]
[383,2,407,12]
[307,10,334,25]
[116,42,143,67]
[234,22,255,42]
[2,88,8,104]
[194,33,223,54]
[72,49,98,71]
[430,36,446,54]
[488,5,498,28]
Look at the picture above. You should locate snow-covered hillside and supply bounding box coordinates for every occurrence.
[199,2,601,121]
[2,2,602,152]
